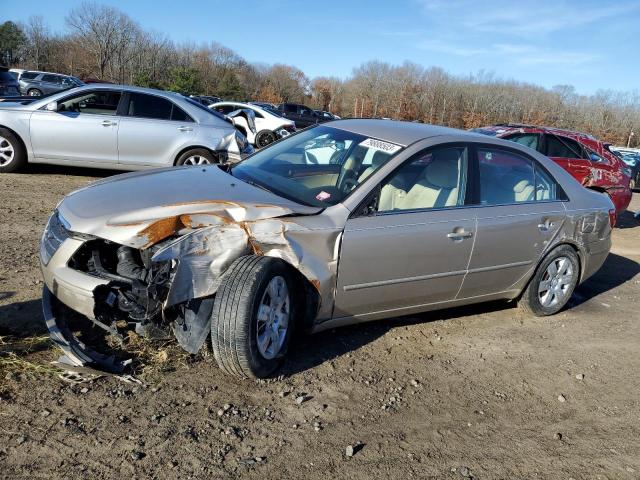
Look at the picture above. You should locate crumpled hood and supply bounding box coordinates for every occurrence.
[58,165,320,248]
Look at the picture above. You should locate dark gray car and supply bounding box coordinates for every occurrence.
[19,71,84,97]
[40,120,614,378]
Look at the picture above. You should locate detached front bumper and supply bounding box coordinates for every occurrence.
[43,286,129,373]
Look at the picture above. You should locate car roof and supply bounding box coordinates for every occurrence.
[328,119,487,147]
[478,124,598,142]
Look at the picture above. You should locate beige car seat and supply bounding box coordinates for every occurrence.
[396,149,461,210]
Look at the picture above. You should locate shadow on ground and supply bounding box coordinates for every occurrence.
[0,298,46,337]
[569,253,640,308]
[25,163,119,179]
[615,209,640,229]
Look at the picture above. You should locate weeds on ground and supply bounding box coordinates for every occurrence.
[0,335,58,397]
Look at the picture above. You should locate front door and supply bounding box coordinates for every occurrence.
[334,145,476,320]
[458,145,566,299]
[30,89,122,165]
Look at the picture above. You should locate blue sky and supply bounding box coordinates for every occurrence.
[3,0,639,94]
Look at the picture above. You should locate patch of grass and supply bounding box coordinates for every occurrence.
[0,335,59,396]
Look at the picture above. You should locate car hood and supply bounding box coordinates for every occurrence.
[58,165,321,249]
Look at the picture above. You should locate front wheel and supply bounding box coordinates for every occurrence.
[519,245,580,316]
[211,256,296,378]
[0,128,27,173]
[27,88,42,97]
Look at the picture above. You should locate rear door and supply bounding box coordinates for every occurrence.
[457,144,567,299]
[544,134,588,183]
[30,89,122,165]
[117,92,195,167]
[334,145,476,320]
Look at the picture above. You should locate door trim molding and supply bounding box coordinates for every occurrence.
[343,269,467,291]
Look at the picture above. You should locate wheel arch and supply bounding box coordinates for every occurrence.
[0,124,29,161]
[173,145,219,166]
[519,241,584,299]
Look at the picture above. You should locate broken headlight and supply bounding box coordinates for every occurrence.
[40,211,70,266]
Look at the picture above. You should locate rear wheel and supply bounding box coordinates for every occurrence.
[211,256,296,378]
[27,88,42,97]
[0,128,27,173]
[255,130,276,148]
[175,148,216,166]
[519,245,580,316]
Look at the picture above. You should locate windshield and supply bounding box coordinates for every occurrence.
[231,125,404,207]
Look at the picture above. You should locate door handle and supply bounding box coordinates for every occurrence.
[178,126,193,132]
[447,230,473,240]
[538,220,554,231]
[101,120,116,127]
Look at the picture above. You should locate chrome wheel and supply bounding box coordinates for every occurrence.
[28,89,41,97]
[0,136,15,166]
[183,155,212,166]
[256,276,290,360]
[538,256,574,308]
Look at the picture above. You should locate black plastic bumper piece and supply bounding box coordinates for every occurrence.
[42,286,129,374]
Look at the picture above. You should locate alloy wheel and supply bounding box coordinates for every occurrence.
[183,155,212,166]
[0,136,15,166]
[256,276,290,360]
[538,256,574,308]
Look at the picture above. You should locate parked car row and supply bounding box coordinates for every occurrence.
[473,124,633,215]
[610,146,640,191]
[9,68,85,96]
[0,84,254,173]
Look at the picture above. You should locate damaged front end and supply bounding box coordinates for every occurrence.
[41,191,339,372]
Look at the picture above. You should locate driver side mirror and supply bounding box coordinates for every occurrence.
[45,101,58,112]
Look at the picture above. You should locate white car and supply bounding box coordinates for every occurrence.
[0,85,254,173]
[210,101,296,148]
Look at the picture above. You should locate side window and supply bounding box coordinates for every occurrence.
[171,105,192,122]
[504,133,540,151]
[478,147,559,204]
[545,135,585,159]
[61,77,74,86]
[377,146,467,212]
[41,74,59,84]
[534,166,558,201]
[284,104,297,113]
[586,150,604,163]
[299,106,312,116]
[127,93,173,120]
[21,72,38,80]
[58,90,122,115]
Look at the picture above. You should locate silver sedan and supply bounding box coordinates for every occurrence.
[0,84,253,173]
[40,120,614,378]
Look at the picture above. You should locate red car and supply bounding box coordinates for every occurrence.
[473,124,633,215]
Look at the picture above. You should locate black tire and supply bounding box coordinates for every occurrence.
[0,128,27,173]
[518,245,580,316]
[255,130,276,148]
[175,148,216,166]
[27,88,42,97]
[211,256,296,378]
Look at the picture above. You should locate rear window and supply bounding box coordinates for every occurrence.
[126,93,194,122]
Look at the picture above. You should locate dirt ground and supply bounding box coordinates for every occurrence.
[1,165,639,480]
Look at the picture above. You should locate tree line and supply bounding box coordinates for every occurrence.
[0,2,638,147]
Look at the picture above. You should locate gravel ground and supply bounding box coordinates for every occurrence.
[1,165,639,479]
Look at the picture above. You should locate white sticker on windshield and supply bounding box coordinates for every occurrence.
[359,138,402,154]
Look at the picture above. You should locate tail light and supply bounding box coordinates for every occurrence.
[608,209,617,228]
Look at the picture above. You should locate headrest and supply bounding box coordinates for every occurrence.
[424,149,460,189]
